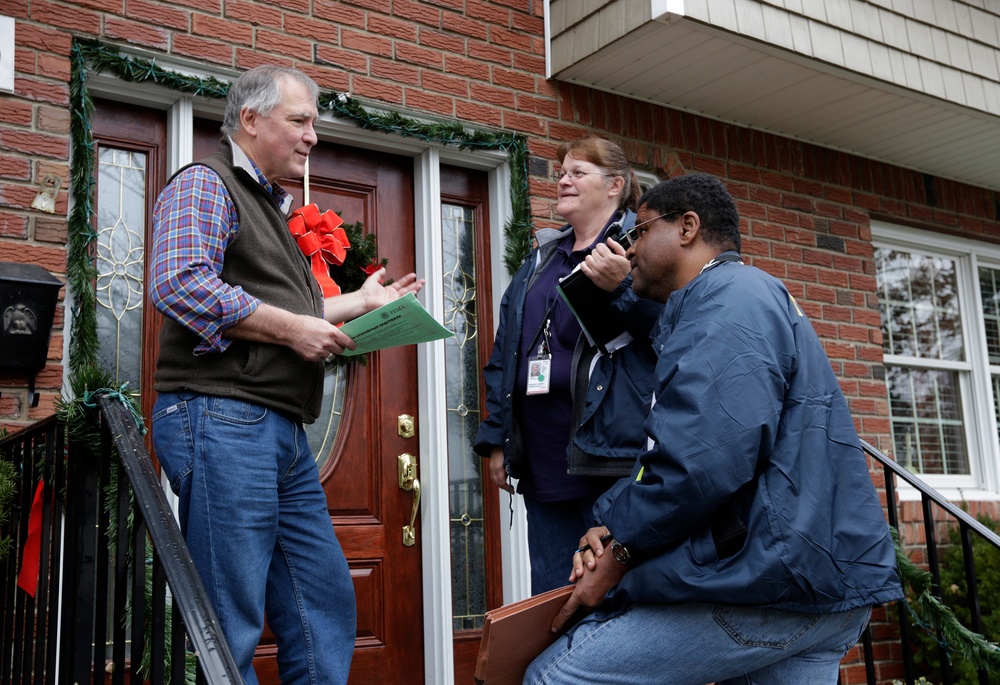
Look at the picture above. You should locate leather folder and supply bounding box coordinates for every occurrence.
[474,584,575,685]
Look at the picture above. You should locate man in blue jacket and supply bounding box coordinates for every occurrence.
[524,173,902,685]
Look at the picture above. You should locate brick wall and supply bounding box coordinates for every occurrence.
[1,12,72,426]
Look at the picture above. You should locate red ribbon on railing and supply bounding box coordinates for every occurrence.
[17,481,44,598]
[288,204,351,297]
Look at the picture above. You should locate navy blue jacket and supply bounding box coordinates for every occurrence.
[474,211,662,480]
[596,258,902,613]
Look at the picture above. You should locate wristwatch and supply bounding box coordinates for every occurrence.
[610,539,632,566]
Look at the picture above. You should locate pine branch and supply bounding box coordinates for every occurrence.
[893,527,1000,673]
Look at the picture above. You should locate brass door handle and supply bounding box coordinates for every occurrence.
[402,477,420,547]
[398,453,420,546]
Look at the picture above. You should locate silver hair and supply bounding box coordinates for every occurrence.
[220,65,319,137]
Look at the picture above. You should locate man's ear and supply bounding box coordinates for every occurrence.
[677,212,702,246]
[239,106,259,138]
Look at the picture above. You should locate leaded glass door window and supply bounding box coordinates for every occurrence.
[438,164,503,675]
[96,147,147,391]
[91,99,168,426]
[305,365,348,470]
[442,201,486,631]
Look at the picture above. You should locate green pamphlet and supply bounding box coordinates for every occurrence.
[339,293,453,356]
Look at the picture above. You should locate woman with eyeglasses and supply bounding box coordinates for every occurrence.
[474,136,663,594]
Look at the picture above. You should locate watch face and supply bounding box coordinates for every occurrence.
[612,541,630,565]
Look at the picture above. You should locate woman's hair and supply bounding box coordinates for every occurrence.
[221,65,319,137]
[638,173,741,253]
[557,136,641,211]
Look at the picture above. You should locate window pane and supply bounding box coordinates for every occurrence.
[993,375,1000,449]
[442,203,487,632]
[876,249,964,362]
[96,147,147,389]
[979,267,1000,364]
[886,366,969,474]
[306,365,347,470]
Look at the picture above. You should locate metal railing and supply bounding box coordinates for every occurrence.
[0,394,242,684]
[856,439,1000,685]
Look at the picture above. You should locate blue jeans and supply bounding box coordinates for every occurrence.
[524,601,872,685]
[152,392,356,685]
[524,495,602,595]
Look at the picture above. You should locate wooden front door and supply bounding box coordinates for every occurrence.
[189,122,426,682]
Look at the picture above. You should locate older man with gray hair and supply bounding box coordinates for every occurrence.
[149,65,421,684]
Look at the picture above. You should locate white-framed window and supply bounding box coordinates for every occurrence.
[874,221,1000,499]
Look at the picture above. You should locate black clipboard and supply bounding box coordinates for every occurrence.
[555,222,639,354]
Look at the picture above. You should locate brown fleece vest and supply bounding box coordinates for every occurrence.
[154,137,325,423]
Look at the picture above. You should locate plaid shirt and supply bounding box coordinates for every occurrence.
[149,142,292,354]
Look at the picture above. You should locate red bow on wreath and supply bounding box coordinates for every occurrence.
[288,204,351,297]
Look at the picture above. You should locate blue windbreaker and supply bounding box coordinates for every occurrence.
[596,258,902,613]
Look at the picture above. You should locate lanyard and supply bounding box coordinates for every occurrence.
[526,303,553,359]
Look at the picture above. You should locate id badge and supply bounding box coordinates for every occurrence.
[525,356,551,395]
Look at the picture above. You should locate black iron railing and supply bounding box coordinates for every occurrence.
[0,394,242,684]
[857,439,1000,685]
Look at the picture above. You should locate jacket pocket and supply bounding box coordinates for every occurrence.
[691,525,719,565]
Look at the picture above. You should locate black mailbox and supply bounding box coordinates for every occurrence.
[0,262,63,407]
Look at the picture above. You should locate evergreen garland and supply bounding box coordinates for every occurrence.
[68,41,101,376]
[0,438,13,562]
[893,527,1000,675]
[56,364,144,550]
[132,537,196,685]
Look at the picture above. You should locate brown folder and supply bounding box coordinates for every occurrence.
[474,584,575,685]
